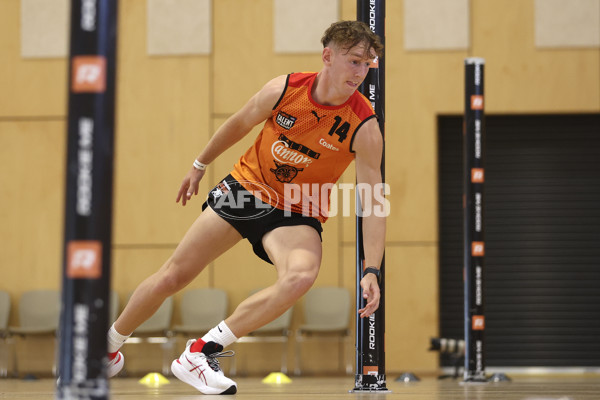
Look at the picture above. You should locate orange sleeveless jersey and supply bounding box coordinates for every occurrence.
[231,72,376,223]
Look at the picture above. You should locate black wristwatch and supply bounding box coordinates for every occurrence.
[363,267,380,282]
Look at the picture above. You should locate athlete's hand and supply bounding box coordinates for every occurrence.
[176,168,206,206]
[358,274,380,318]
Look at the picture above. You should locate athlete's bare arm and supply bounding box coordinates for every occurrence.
[353,117,386,318]
[176,75,288,205]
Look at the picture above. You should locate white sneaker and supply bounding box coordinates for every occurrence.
[56,351,123,385]
[171,339,237,395]
[56,351,125,386]
[107,351,124,378]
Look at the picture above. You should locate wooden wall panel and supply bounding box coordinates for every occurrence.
[0,0,67,117]
[21,0,69,58]
[112,0,212,245]
[383,245,439,373]
[340,0,357,19]
[342,244,440,372]
[404,0,470,51]
[274,0,339,53]
[212,0,274,115]
[147,0,212,56]
[472,0,600,112]
[535,0,600,48]
[0,120,65,326]
[212,0,326,115]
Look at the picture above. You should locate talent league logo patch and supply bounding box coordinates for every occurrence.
[275,111,297,130]
[67,240,102,279]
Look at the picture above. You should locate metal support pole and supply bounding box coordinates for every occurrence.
[353,0,388,392]
[57,1,118,398]
[463,57,487,383]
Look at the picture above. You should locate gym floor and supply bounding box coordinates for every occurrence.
[2,376,600,399]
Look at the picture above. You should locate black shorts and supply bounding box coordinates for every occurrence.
[202,174,323,264]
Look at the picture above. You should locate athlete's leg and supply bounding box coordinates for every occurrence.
[114,207,242,335]
[224,224,322,337]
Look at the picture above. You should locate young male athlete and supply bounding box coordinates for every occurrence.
[106,20,385,394]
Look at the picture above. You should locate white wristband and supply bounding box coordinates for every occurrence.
[193,160,207,171]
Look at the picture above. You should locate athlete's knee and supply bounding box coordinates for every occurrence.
[278,260,320,297]
[153,258,196,295]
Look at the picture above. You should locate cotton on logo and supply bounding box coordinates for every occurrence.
[67,241,102,279]
[472,241,485,257]
[471,95,484,110]
[471,168,484,183]
[72,56,106,93]
[472,315,485,330]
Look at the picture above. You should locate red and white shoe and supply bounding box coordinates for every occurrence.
[171,339,237,395]
[56,350,123,386]
[107,351,124,378]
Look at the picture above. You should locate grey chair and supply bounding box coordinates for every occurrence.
[171,288,228,336]
[230,288,294,375]
[124,294,174,376]
[0,290,12,377]
[9,290,60,335]
[0,290,10,337]
[8,289,61,376]
[294,287,352,375]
